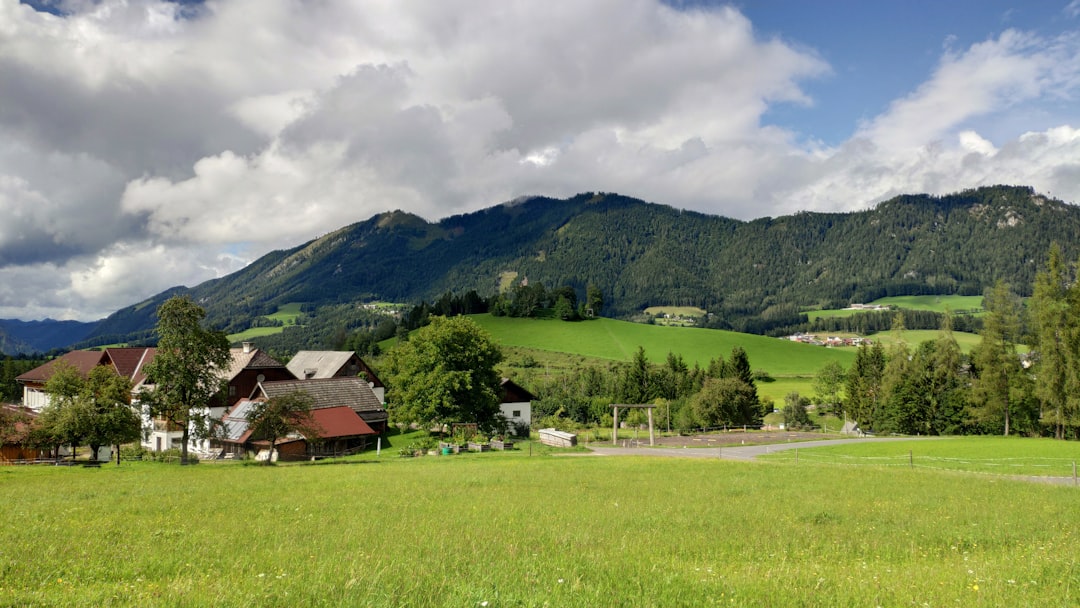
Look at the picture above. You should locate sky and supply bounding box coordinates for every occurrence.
[2,0,1080,322]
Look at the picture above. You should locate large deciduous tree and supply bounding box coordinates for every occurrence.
[142,296,232,464]
[40,363,139,462]
[385,316,504,433]
[246,390,320,464]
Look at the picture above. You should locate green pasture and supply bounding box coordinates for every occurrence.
[643,306,706,317]
[806,295,985,321]
[868,329,983,354]
[871,295,985,313]
[2,446,1077,607]
[227,302,305,343]
[762,436,1080,477]
[471,314,852,377]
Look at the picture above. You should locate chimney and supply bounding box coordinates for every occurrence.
[242,342,253,354]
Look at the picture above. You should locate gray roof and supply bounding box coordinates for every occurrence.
[220,399,257,442]
[257,377,386,417]
[286,351,356,380]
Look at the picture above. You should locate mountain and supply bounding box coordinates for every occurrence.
[0,319,98,355]
[74,184,1080,348]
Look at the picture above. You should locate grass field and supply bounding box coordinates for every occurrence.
[227,302,304,343]
[869,329,983,354]
[2,444,1077,607]
[806,295,985,321]
[762,436,1080,477]
[471,314,852,378]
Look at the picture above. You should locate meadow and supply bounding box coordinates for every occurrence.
[471,314,852,377]
[805,295,985,321]
[2,441,1077,607]
[227,302,304,343]
[761,436,1080,477]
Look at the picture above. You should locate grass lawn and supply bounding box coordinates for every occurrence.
[471,314,853,377]
[761,436,1080,477]
[2,445,1077,607]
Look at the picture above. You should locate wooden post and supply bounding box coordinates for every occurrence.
[612,406,619,445]
[648,407,655,446]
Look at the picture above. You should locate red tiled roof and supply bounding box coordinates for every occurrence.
[308,406,376,439]
[15,350,108,383]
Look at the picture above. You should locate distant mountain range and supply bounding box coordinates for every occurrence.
[4,184,1078,354]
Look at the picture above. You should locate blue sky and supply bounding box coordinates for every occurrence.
[2,0,1080,320]
[743,0,1080,145]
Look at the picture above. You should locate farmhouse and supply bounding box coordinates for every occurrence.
[142,342,294,454]
[216,399,377,460]
[286,350,386,403]
[251,376,389,433]
[15,347,157,412]
[499,378,534,434]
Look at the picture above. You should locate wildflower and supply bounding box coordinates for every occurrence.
[558,579,565,584]
[972,584,979,592]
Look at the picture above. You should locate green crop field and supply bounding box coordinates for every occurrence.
[2,445,1077,607]
[471,314,852,377]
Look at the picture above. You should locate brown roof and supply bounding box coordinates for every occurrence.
[105,347,157,385]
[308,406,377,438]
[221,347,289,381]
[15,350,108,384]
[257,377,385,414]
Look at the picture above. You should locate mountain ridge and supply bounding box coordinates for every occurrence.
[4,185,1077,353]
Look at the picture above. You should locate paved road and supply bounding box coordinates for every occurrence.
[584,437,934,460]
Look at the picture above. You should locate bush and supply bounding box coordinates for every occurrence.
[119,444,149,461]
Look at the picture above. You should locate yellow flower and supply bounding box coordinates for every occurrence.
[973,584,979,592]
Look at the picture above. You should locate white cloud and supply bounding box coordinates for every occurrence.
[1,0,1080,321]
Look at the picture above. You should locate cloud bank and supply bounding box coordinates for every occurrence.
[2,0,1080,320]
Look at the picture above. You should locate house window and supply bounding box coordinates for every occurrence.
[229,386,236,397]
[512,410,521,418]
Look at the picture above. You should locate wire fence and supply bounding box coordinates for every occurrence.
[767,449,1080,484]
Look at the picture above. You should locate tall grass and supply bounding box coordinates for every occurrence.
[1,454,1076,606]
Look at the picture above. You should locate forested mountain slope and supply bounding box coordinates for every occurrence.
[82,185,1080,345]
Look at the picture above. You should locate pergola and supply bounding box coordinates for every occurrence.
[611,403,656,446]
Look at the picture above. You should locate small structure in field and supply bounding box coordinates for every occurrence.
[538,428,577,448]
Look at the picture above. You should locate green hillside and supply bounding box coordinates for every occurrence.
[76,185,1080,349]
[470,314,853,377]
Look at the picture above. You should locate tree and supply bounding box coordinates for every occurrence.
[620,346,652,404]
[812,360,846,415]
[782,392,811,429]
[1031,244,1074,439]
[142,296,232,464]
[246,390,320,464]
[969,280,1025,435]
[39,363,139,462]
[691,377,759,429]
[385,316,504,433]
[846,342,885,429]
[586,284,604,317]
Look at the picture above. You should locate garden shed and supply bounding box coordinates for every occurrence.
[538,428,577,448]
